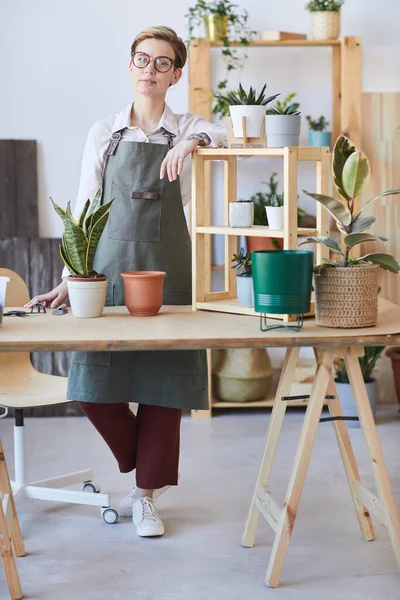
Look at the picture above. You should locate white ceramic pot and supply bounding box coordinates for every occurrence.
[309,11,340,41]
[265,114,301,148]
[229,202,254,228]
[229,105,267,138]
[265,206,284,230]
[0,276,10,326]
[335,379,377,428]
[236,275,254,307]
[67,277,108,318]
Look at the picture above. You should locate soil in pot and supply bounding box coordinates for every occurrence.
[121,271,166,316]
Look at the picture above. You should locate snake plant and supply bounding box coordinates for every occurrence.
[51,189,114,278]
[298,134,400,273]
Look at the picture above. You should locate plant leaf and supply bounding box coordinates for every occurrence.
[342,150,370,199]
[63,217,88,276]
[344,232,382,248]
[50,197,66,221]
[301,190,352,226]
[353,253,400,273]
[84,199,114,236]
[352,216,376,232]
[86,188,102,219]
[332,135,357,201]
[85,210,111,273]
[358,188,400,216]
[298,236,344,254]
[78,199,91,229]
[59,243,78,276]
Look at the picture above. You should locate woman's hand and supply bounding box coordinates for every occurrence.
[24,279,69,309]
[160,139,198,182]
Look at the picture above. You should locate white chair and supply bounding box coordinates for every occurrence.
[0,269,119,524]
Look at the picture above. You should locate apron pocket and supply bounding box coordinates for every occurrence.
[108,183,164,242]
[71,351,111,366]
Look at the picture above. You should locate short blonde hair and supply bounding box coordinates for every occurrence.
[131,26,187,69]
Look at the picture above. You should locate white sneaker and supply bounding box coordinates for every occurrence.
[132,497,164,537]
[118,474,179,517]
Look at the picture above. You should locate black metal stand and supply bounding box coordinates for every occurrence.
[260,313,304,332]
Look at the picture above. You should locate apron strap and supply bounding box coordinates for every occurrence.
[107,131,122,156]
[161,128,176,149]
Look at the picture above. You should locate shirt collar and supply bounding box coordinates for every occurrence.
[112,102,179,136]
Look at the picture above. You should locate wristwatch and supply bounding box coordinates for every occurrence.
[185,132,211,147]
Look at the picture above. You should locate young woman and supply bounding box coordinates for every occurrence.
[25,26,225,537]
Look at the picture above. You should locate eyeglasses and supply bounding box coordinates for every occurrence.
[131,51,176,73]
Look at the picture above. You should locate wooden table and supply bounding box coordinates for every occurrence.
[1,298,400,587]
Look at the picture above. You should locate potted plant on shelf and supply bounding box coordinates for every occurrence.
[51,190,114,318]
[265,193,284,230]
[306,114,332,148]
[229,198,254,228]
[186,0,249,42]
[248,173,283,252]
[265,93,301,147]
[214,82,280,138]
[231,247,254,307]
[334,346,385,427]
[298,134,400,328]
[306,0,344,41]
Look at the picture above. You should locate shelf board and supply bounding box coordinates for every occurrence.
[196,147,330,161]
[196,226,317,237]
[209,39,341,48]
[196,298,315,320]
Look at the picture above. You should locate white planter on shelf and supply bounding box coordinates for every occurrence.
[335,379,377,428]
[67,276,108,318]
[265,114,301,147]
[265,206,284,230]
[229,201,254,228]
[236,275,254,307]
[229,105,266,138]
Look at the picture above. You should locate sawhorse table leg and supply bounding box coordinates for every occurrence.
[242,346,400,588]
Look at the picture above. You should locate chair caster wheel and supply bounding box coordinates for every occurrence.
[83,481,100,493]
[101,507,119,524]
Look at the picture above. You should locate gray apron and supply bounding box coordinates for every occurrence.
[66,129,208,410]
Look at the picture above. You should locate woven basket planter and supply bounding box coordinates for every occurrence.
[310,11,341,40]
[314,264,380,328]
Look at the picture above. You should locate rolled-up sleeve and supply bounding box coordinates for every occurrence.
[180,113,226,148]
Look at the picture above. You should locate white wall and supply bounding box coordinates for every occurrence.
[1,0,399,238]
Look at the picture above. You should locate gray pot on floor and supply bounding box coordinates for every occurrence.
[335,379,377,428]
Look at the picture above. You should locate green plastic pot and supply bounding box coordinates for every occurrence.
[252,250,314,314]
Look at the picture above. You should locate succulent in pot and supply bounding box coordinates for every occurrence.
[306,0,343,40]
[231,247,254,307]
[298,134,400,328]
[215,82,279,138]
[306,114,332,148]
[248,174,283,251]
[265,93,301,148]
[264,193,284,230]
[51,189,114,318]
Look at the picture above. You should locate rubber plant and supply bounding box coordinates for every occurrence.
[51,189,114,277]
[298,134,400,273]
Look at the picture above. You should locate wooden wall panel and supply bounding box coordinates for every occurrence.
[0,141,16,236]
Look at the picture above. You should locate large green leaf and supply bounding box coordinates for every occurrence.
[342,150,370,199]
[59,243,78,276]
[86,188,103,219]
[332,135,357,201]
[344,232,382,248]
[85,210,110,272]
[50,197,66,221]
[352,216,376,232]
[78,199,91,229]
[353,253,400,273]
[358,188,400,216]
[298,236,344,255]
[63,217,88,276]
[84,199,114,236]
[301,190,352,226]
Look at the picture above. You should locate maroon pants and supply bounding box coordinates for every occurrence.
[79,402,182,490]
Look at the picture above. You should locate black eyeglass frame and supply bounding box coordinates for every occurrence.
[131,51,176,73]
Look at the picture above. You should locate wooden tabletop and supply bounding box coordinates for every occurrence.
[1,299,400,352]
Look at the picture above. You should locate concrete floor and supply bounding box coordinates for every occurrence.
[1,405,399,600]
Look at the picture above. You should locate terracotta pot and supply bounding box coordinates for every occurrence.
[385,347,400,407]
[246,236,283,252]
[121,271,166,317]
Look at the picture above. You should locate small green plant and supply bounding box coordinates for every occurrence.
[306,115,330,131]
[51,190,113,278]
[231,247,252,277]
[335,346,385,383]
[306,0,344,11]
[267,92,301,116]
[265,193,284,208]
[214,82,280,107]
[250,173,279,225]
[298,134,400,273]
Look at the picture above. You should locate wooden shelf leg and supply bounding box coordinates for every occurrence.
[0,441,25,557]
[314,349,375,542]
[344,347,400,572]
[242,347,300,548]
[265,348,334,588]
